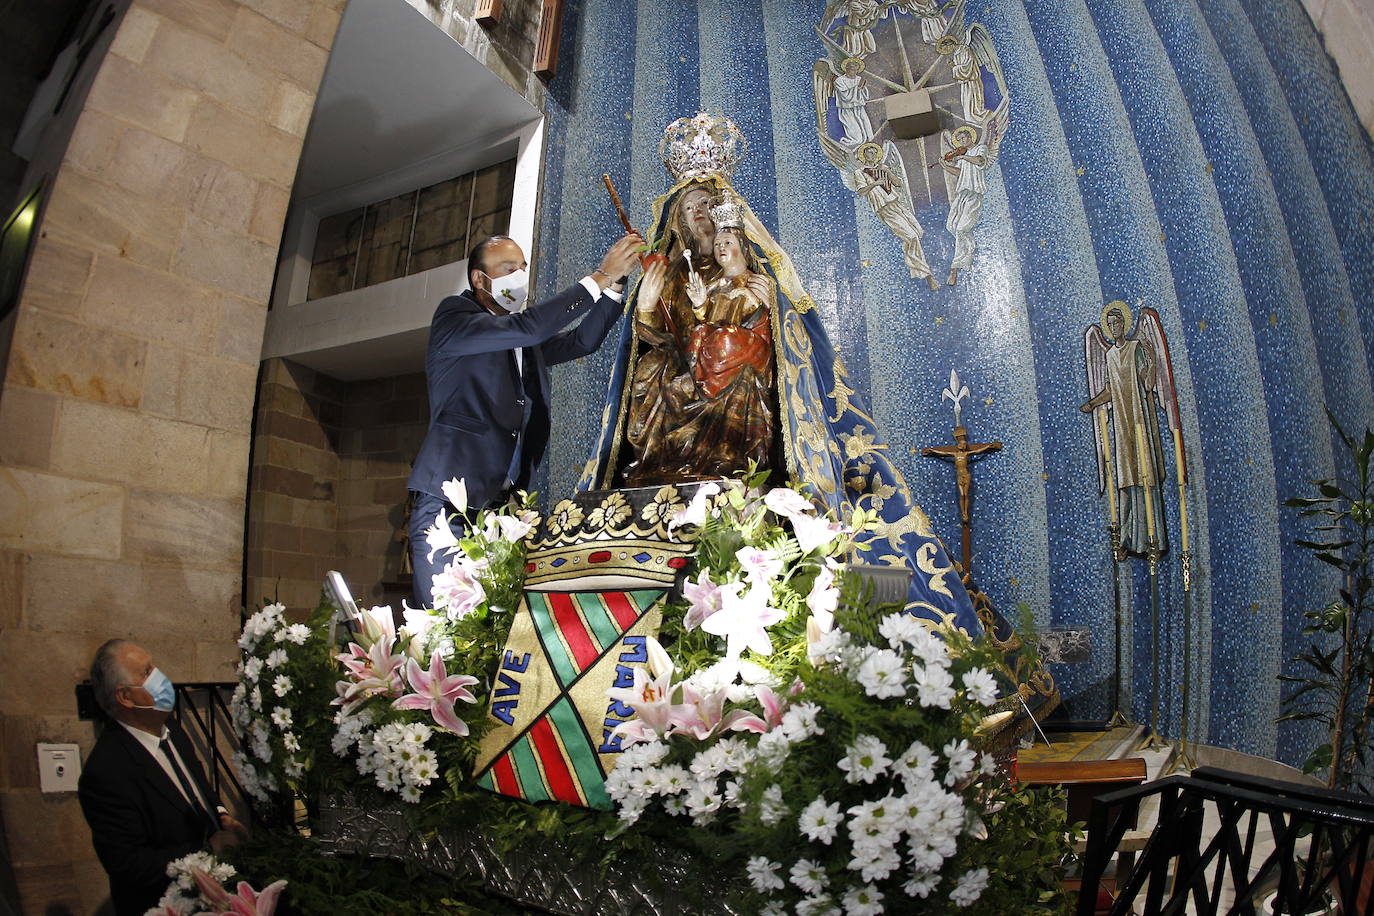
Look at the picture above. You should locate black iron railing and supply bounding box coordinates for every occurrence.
[171,682,250,819]
[1077,765,1374,915]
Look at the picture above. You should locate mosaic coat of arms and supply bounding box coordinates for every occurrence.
[813,0,1010,289]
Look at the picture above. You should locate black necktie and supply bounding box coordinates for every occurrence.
[160,737,218,834]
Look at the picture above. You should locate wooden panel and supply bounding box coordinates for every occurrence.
[475,0,502,28]
[533,0,566,81]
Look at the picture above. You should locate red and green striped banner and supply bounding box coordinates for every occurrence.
[472,588,665,810]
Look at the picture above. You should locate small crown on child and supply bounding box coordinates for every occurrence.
[659,111,748,181]
[708,191,745,231]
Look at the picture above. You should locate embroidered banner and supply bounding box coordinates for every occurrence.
[472,589,665,809]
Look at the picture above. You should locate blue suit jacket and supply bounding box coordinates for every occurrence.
[407,282,624,507]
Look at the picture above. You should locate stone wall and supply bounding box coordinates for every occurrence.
[1302,0,1374,134]
[0,2,343,912]
[245,361,427,617]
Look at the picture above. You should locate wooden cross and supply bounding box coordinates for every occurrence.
[921,426,1001,575]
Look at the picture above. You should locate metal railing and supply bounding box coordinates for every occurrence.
[1077,766,1374,915]
[171,682,250,819]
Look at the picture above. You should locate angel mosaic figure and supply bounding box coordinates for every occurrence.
[1080,302,1183,557]
[940,125,990,286]
[813,56,877,144]
[821,137,939,289]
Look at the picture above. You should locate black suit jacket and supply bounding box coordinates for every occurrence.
[78,720,217,916]
[407,282,624,506]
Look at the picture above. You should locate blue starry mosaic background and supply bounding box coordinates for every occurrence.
[527,0,1374,766]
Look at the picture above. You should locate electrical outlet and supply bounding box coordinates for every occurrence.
[38,743,81,793]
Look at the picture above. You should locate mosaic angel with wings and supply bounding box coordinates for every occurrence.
[1080,302,1185,557]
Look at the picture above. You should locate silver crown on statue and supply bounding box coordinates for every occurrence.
[659,111,748,182]
[708,191,745,231]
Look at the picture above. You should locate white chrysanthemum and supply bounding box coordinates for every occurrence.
[270,707,292,730]
[689,745,729,781]
[618,740,669,770]
[904,874,939,898]
[662,795,687,817]
[272,675,292,698]
[243,656,263,682]
[281,732,300,754]
[399,783,423,804]
[796,895,841,916]
[249,685,262,712]
[949,867,989,907]
[652,763,691,796]
[905,626,950,668]
[758,783,787,825]
[841,883,884,916]
[281,623,311,645]
[779,701,824,742]
[943,738,977,786]
[755,729,791,768]
[759,902,786,916]
[745,856,785,892]
[912,662,956,709]
[877,612,923,649]
[892,739,936,787]
[847,842,901,882]
[837,734,890,784]
[789,858,827,895]
[961,667,998,706]
[856,648,908,699]
[616,793,648,825]
[265,648,288,670]
[685,781,722,823]
[798,796,842,845]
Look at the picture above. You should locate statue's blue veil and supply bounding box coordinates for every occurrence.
[578,175,983,635]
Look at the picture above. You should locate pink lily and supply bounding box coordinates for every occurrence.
[682,571,741,630]
[669,683,763,740]
[191,867,287,916]
[730,684,787,734]
[333,636,406,705]
[355,605,397,649]
[394,649,479,735]
[790,512,845,554]
[701,584,785,659]
[607,640,678,745]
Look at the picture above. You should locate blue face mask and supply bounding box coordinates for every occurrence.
[128,668,176,713]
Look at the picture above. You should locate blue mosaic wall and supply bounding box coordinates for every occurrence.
[529,0,1374,765]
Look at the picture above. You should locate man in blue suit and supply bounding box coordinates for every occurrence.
[407,231,642,606]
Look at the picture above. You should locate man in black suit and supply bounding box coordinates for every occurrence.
[78,639,244,916]
[407,230,642,606]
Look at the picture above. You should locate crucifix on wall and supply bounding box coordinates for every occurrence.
[921,369,1001,575]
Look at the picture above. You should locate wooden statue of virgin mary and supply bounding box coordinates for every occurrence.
[579,112,984,637]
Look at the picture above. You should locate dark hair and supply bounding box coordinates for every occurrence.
[467,235,512,281]
[91,638,131,716]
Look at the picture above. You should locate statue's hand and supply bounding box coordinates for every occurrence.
[686,272,707,309]
[744,272,772,305]
[636,260,668,320]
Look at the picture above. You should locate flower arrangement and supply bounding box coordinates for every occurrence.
[229,603,317,803]
[230,470,1071,913]
[599,470,1059,913]
[148,851,285,916]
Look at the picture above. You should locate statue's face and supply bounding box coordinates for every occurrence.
[714,231,746,273]
[1106,312,1125,339]
[682,189,714,240]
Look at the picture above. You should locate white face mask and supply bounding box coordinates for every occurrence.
[485,268,530,311]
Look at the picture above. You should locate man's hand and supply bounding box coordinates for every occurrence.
[208,828,242,853]
[220,811,249,839]
[599,232,644,280]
